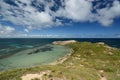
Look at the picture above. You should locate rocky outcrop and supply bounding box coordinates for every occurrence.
[52,40,77,45]
[97,42,105,45]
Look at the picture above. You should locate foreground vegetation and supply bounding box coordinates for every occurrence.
[0,42,120,80]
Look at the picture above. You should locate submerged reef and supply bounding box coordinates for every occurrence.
[28,46,53,55]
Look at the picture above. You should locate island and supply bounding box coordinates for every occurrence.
[0,41,120,80]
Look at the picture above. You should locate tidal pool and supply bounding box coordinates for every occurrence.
[0,44,70,71]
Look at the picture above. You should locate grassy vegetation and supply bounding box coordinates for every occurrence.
[0,42,120,80]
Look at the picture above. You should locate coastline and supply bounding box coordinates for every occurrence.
[0,40,120,80]
[21,42,75,80]
[49,40,76,65]
[0,43,71,71]
[49,48,74,65]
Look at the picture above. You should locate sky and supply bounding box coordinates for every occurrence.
[0,0,120,38]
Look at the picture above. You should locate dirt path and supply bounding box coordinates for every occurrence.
[98,70,107,80]
[21,70,50,80]
[101,77,107,80]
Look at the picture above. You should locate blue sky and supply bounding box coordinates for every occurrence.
[0,0,120,38]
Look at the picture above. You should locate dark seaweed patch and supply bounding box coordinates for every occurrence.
[0,48,26,59]
[28,46,53,55]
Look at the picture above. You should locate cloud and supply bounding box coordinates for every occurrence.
[24,28,29,32]
[0,24,15,36]
[56,0,92,22]
[96,0,120,26]
[0,0,54,29]
[0,0,120,32]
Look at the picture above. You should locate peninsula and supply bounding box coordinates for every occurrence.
[0,41,120,80]
[52,40,77,45]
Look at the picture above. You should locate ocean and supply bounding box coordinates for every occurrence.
[0,38,120,70]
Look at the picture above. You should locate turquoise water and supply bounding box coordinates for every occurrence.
[0,44,70,71]
[0,38,120,71]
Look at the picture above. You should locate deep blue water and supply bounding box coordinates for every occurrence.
[0,38,120,70]
[0,38,120,54]
[0,38,120,49]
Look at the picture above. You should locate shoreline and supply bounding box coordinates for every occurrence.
[49,41,119,65]
[21,47,74,80]
[0,40,117,71]
[0,40,120,80]
[49,48,74,65]
[49,40,76,65]
[0,42,74,71]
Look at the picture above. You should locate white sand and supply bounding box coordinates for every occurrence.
[52,40,77,45]
[21,70,50,80]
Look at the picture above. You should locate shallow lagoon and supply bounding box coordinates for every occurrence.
[0,44,70,71]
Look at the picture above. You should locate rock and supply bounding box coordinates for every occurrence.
[52,40,77,45]
[99,70,104,73]
[97,42,105,45]
[108,52,113,55]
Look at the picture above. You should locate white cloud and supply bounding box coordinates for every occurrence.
[96,0,120,26]
[56,0,92,22]
[0,0,54,29]
[0,0,120,33]
[24,28,29,32]
[0,24,15,36]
